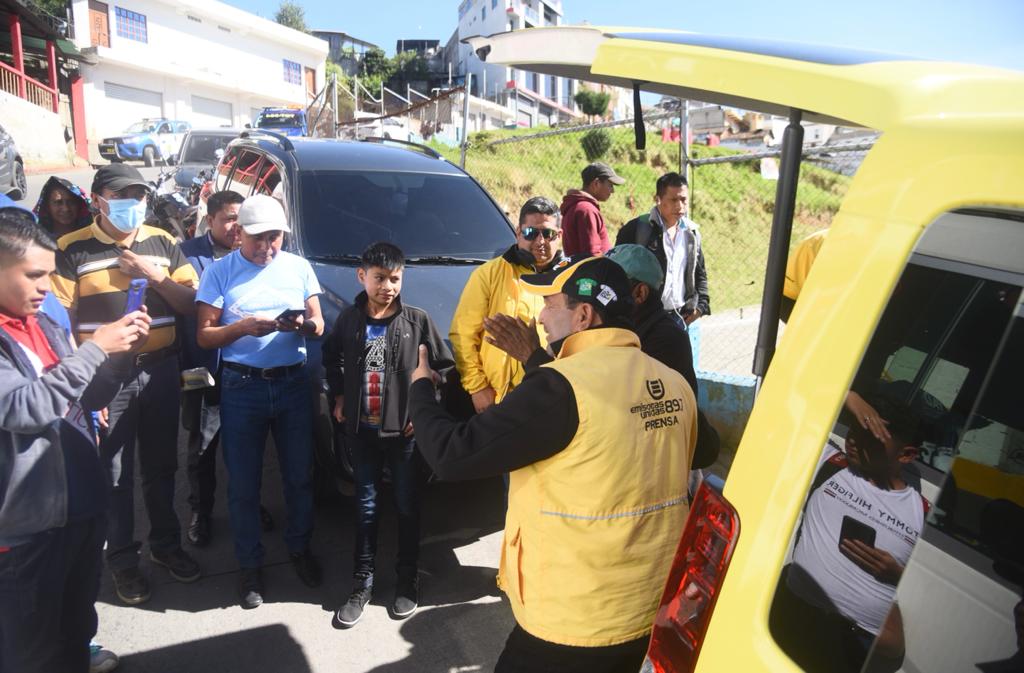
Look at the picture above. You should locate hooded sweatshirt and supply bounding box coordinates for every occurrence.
[33,177,93,238]
[560,189,611,257]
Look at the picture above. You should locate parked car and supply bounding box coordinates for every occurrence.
[354,116,417,142]
[0,123,26,200]
[166,128,240,192]
[214,131,515,495]
[469,26,1024,673]
[253,107,308,137]
[98,118,191,166]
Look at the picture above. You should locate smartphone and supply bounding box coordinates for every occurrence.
[840,515,877,548]
[275,307,305,322]
[124,278,148,314]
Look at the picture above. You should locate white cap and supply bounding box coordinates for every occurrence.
[239,193,290,235]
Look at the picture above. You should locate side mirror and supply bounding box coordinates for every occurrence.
[167,154,177,165]
[244,123,252,129]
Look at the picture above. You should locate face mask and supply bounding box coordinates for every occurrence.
[104,198,147,233]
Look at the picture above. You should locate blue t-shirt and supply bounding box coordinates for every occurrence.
[196,249,321,368]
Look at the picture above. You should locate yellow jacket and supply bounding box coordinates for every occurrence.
[783,228,828,300]
[499,327,696,647]
[449,248,546,400]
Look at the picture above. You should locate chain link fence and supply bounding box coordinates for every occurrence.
[442,115,877,379]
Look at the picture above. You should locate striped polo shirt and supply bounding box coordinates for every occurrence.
[52,221,198,353]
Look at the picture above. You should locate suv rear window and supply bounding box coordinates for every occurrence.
[297,170,512,260]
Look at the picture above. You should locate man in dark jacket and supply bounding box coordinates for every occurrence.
[615,172,710,328]
[322,242,454,628]
[560,162,624,257]
[0,208,150,673]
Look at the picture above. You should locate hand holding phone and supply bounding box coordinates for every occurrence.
[124,279,148,314]
[839,515,877,548]
[275,308,305,322]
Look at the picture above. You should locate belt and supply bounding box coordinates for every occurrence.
[132,348,178,370]
[223,360,305,380]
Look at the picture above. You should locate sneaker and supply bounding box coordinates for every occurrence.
[186,512,211,547]
[149,548,201,583]
[111,567,151,605]
[391,573,419,620]
[334,584,372,629]
[290,549,323,588]
[89,642,119,673]
[238,567,264,609]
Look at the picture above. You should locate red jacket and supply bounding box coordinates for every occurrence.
[560,190,611,257]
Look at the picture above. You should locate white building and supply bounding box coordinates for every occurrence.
[450,0,579,127]
[71,0,327,156]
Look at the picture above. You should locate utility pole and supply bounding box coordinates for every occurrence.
[460,73,472,168]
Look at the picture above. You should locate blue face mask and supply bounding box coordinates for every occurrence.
[104,198,147,233]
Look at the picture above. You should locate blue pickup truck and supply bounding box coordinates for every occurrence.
[254,107,308,137]
[98,119,191,166]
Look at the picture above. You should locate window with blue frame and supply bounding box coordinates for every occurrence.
[283,59,302,85]
[114,7,148,43]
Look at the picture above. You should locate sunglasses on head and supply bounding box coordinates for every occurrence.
[521,227,559,241]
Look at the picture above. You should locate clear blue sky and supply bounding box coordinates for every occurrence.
[227,0,1024,71]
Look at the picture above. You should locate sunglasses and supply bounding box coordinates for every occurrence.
[521,227,560,241]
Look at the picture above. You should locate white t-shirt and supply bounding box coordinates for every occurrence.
[790,445,926,635]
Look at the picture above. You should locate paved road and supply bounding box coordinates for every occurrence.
[95,435,511,673]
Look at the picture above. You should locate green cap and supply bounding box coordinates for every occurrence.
[606,244,664,290]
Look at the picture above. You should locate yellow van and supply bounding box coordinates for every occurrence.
[468,27,1024,672]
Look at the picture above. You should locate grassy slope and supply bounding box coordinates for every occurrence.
[431,128,851,310]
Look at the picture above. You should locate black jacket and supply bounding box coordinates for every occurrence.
[322,292,454,438]
[616,213,711,316]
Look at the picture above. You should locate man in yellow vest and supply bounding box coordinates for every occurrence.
[410,257,696,673]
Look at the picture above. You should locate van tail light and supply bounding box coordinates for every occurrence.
[643,480,740,673]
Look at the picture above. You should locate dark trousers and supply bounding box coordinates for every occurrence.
[351,428,421,583]
[495,624,649,673]
[0,516,105,673]
[102,356,182,571]
[183,388,220,516]
[220,365,314,568]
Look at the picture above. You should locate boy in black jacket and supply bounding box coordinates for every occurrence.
[322,242,453,628]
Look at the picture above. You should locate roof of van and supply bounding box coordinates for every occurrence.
[465,27,1024,129]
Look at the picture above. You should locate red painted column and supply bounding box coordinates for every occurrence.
[70,73,88,160]
[46,40,59,112]
[8,14,25,99]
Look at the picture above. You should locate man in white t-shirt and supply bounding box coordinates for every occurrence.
[773,399,927,673]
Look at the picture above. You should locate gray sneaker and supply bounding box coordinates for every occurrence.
[391,574,419,620]
[335,584,372,629]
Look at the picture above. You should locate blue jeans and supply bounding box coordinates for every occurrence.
[350,429,421,583]
[220,365,314,568]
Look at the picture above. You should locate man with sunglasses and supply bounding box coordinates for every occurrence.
[51,164,202,606]
[450,196,567,413]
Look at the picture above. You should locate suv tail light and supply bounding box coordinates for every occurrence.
[644,480,740,673]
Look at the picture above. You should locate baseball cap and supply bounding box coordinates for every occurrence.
[238,193,290,235]
[521,256,633,320]
[606,244,664,290]
[582,162,625,186]
[91,163,151,195]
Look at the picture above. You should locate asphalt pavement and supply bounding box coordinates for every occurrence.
[94,431,512,673]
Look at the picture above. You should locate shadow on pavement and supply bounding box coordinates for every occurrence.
[120,623,312,672]
[365,600,514,673]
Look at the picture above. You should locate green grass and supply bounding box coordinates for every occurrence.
[431,127,854,311]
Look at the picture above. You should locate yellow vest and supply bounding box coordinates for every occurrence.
[498,327,696,647]
[783,228,828,300]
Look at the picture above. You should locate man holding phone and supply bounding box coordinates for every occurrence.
[51,163,201,606]
[195,193,324,609]
[773,398,928,673]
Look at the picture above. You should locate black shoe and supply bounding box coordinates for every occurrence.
[259,506,274,532]
[186,512,211,547]
[391,573,419,620]
[334,584,372,628]
[149,548,202,583]
[238,568,263,609]
[290,549,323,588]
[112,567,151,606]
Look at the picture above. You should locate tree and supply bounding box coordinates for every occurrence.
[28,0,67,19]
[574,89,611,121]
[361,47,393,79]
[274,0,308,33]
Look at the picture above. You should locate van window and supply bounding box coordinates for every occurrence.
[768,211,1023,673]
[225,149,263,198]
[254,159,281,197]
